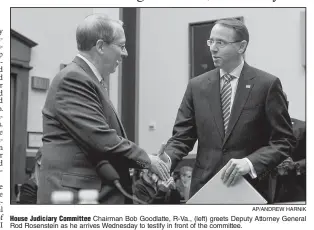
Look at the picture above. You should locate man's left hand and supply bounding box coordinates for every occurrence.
[221,159,250,186]
[148,155,170,181]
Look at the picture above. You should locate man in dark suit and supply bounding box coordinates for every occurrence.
[289,118,306,200]
[290,118,306,176]
[37,14,169,204]
[273,117,306,203]
[164,18,296,202]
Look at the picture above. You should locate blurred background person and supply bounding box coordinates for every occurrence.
[133,169,181,204]
[175,166,192,202]
[133,148,179,204]
[18,150,41,204]
[273,94,306,203]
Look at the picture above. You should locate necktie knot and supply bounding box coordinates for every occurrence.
[223,74,234,84]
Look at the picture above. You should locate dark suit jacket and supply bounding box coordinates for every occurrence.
[165,63,296,202]
[38,56,151,204]
[291,118,306,194]
[291,118,306,162]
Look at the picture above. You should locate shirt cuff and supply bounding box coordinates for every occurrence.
[165,153,171,163]
[244,158,257,179]
[163,152,172,171]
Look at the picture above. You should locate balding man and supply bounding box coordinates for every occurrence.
[37,14,169,204]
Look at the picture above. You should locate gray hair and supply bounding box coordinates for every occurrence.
[215,18,249,51]
[76,14,123,51]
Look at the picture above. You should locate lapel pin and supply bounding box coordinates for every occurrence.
[246,85,251,88]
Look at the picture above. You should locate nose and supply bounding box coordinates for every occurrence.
[210,43,218,53]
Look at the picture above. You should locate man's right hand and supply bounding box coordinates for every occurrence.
[157,143,171,171]
[148,155,170,181]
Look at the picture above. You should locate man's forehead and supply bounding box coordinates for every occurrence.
[114,37,126,44]
[113,26,126,43]
[210,24,235,38]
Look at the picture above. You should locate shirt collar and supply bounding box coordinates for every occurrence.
[77,54,103,82]
[220,59,245,79]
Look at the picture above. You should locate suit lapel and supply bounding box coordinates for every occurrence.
[205,69,224,141]
[223,63,255,144]
[73,56,128,138]
[73,56,99,84]
[103,88,128,138]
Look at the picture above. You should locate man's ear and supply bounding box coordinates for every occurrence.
[238,40,248,54]
[95,39,106,53]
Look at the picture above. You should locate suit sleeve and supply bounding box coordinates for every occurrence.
[247,78,296,175]
[54,73,151,168]
[165,82,198,171]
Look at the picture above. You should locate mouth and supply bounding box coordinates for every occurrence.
[115,60,121,67]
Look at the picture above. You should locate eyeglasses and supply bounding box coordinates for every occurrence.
[99,39,127,52]
[111,43,126,52]
[207,39,241,48]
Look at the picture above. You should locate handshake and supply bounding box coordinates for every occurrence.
[147,144,174,190]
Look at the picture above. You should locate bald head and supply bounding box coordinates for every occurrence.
[76,14,123,51]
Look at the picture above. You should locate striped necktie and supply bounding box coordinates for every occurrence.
[221,74,234,134]
[99,78,126,136]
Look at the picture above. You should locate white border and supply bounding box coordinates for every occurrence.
[2,1,312,229]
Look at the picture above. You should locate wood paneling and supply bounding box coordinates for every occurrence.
[10,29,37,203]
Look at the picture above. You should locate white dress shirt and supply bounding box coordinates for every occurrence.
[219,61,243,108]
[220,60,257,179]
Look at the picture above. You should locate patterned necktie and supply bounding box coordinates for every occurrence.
[221,74,234,134]
[99,78,126,137]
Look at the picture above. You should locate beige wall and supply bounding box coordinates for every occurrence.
[138,8,306,153]
[11,8,306,156]
[11,8,121,155]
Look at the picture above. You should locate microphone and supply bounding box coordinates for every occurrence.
[97,160,120,182]
[96,160,146,204]
[97,160,120,202]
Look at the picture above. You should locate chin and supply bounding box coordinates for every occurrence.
[213,63,220,68]
[213,60,221,67]
[109,67,117,74]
